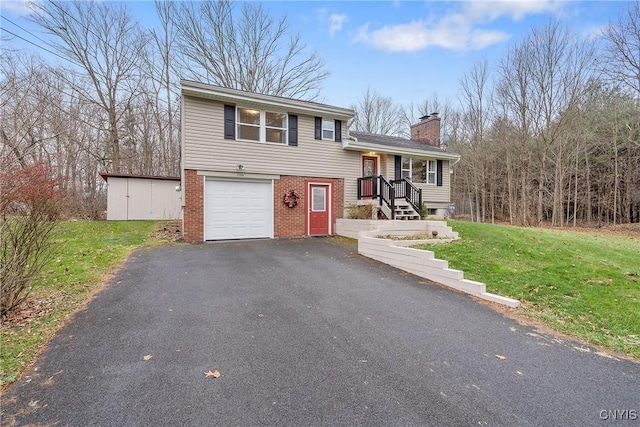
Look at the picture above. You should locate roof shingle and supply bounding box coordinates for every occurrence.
[349,131,457,156]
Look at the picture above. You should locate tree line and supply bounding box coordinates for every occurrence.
[350,3,640,226]
[1,0,638,226]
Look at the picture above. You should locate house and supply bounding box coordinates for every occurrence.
[101,173,181,220]
[180,81,460,242]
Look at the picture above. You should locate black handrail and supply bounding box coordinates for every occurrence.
[379,176,395,219]
[391,178,423,219]
[357,175,422,219]
[356,176,378,199]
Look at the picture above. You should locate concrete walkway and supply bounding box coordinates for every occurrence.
[2,238,638,426]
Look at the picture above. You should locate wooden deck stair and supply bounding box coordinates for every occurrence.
[380,198,421,220]
[394,199,421,220]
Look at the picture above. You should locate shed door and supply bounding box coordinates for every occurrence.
[204,179,273,240]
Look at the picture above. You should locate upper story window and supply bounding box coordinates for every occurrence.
[401,158,438,185]
[322,119,335,140]
[236,107,287,144]
[314,117,341,142]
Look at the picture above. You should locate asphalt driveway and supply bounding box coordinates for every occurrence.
[2,238,638,426]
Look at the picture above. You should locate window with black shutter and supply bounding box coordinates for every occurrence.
[288,115,298,146]
[224,105,235,139]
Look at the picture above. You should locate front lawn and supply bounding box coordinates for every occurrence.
[0,220,174,388]
[415,221,640,359]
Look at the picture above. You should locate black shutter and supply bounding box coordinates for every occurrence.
[334,120,342,142]
[437,159,443,186]
[394,156,402,180]
[224,105,235,139]
[314,117,322,139]
[288,114,298,146]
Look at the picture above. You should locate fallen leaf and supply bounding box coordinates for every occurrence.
[495,354,507,360]
[143,355,153,361]
[204,369,220,378]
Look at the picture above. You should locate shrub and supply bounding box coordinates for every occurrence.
[1,161,63,317]
[346,203,373,219]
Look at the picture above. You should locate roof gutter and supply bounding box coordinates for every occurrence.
[343,138,461,160]
[181,80,355,121]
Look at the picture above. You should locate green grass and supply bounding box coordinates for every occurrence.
[1,220,170,388]
[415,221,640,359]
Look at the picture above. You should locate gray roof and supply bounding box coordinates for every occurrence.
[349,131,458,156]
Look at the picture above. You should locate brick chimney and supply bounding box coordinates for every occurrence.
[410,113,440,148]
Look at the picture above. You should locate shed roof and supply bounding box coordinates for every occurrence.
[100,173,180,182]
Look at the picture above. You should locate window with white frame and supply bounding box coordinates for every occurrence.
[426,160,437,184]
[237,107,287,144]
[401,158,437,184]
[322,119,334,140]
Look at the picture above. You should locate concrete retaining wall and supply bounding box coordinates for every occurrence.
[336,219,520,308]
[336,219,459,240]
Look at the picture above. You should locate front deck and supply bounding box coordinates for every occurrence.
[356,175,422,220]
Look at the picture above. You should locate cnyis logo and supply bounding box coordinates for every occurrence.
[599,409,638,421]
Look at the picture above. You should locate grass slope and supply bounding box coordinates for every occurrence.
[1,220,166,388]
[416,221,640,359]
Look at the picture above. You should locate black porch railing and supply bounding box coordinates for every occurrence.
[391,178,423,218]
[356,175,421,220]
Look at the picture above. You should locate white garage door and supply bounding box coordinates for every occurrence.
[204,179,273,240]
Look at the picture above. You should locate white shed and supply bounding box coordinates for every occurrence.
[100,173,181,220]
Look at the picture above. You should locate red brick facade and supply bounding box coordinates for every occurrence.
[274,175,344,238]
[182,170,344,242]
[183,169,204,242]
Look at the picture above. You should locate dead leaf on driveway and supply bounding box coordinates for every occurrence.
[143,355,153,361]
[495,354,507,360]
[205,369,221,378]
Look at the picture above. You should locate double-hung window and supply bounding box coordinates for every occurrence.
[401,158,438,184]
[265,112,287,144]
[236,107,287,144]
[322,120,334,140]
[426,160,437,184]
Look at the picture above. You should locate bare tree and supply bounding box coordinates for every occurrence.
[1,52,52,167]
[29,0,148,173]
[173,0,328,101]
[496,20,595,225]
[406,92,457,147]
[139,0,181,176]
[600,0,640,99]
[458,58,495,223]
[350,87,407,136]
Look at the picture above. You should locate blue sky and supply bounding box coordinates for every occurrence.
[1,1,629,109]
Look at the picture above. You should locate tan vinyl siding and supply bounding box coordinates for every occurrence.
[183,96,361,205]
[381,155,451,206]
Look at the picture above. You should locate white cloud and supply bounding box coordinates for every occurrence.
[1,0,33,16]
[465,0,564,21]
[354,0,565,52]
[316,8,348,37]
[329,13,347,37]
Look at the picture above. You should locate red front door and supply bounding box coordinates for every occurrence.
[308,184,329,235]
[362,156,377,199]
